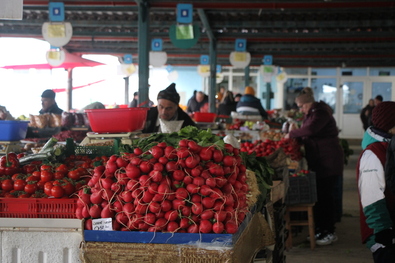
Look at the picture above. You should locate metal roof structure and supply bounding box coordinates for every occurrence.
[1,0,395,68]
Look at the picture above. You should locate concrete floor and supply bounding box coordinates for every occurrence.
[284,140,374,263]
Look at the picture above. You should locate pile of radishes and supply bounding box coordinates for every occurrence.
[76,139,250,235]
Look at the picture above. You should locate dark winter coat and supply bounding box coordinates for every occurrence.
[236,94,268,119]
[217,97,237,116]
[289,100,344,178]
[39,103,63,115]
[360,104,375,131]
[142,106,196,133]
[186,95,209,114]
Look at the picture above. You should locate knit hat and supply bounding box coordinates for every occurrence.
[372,101,395,132]
[41,89,56,99]
[244,86,255,96]
[157,83,180,105]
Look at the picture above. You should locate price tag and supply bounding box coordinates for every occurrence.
[92,218,113,231]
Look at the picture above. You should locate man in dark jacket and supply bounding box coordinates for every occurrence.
[142,83,196,133]
[187,91,209,114]
[39,89,63,115]
[236,86,268,119]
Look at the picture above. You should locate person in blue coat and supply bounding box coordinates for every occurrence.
[236,86,268,119]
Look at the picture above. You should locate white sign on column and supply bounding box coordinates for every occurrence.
[0,0,23,20]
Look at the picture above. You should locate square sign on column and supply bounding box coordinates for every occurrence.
[177,3,193,24]
[49,2,65,22]
[235,39,247,52]
[263,55,273,65]
[152,39,163,51]
[200,55,209,65]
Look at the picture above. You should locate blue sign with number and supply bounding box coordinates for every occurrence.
[216,65,222,73]
[177,4,193,24]
[49,2,65,22]
[151,39,163,51]
[235,39,246,52]
[263,55,273,65]
[200,55,209,65]
[123,54,133,64]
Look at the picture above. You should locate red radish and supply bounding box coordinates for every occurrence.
[114,173,128,186]
[131,188,143,199]
[85,219,93,230]
[90,191,103,204]
[210,188,224,200]
[191,166,203,177]
[176,147,190,159]
[130,156,142,166]
[180,206,191,217]
[101,189,115,202]
[205,177,217,188]
[178,139,189,147]
[187,224,199,233]
[172,199,186,210]
[185,155,200,168]
[191,203,203,215]
[126,179,139,191]
[175,187,188,200]
[112,200,123,213]
[191,194,202,204]
[200,210,214,220]
[223,155,236,167]
[101,204,115,218]
[186,183,199,194]
[164,146,177,159]
[142,190,155,203]
[77,193,92,207]
[224,143,234,153]
[144,213,156,225]
[158,157,168,165]
[116,212,129,225]
[157,142,167,148]
[172,169,185,181]
[225,221,238,234]
[222,183,233,195]
[213,222,224,234]
[133,148,143,155]
[167,221,179,232]
[202,197,215,209]
[153,162,164,172]
[89,204,102,218]
[140,161,153,173]
[123,202,135,214]
[213,149,224,163]
[187,140,201,153]
[199,147,213,161]
[199,185,212,196]
[157,183,170,196]
[183,175,193,185]
[214,211,227,222]
[149,170,163,182]
[135,203,148,215]
[193,176,205,187]
[152,193,165,202]
[154,218,168,231]
[148,183,159,194]
[215,176,227,188]
[125,163,140,179]
[81,205,90,218]
[199,219,212,233]
[139,174,151,187]
[105,161,117,177]
[160,200,172,212]
[164,210,178,221]
[151,146,164,159]
[116,157,128,168]
[75,206,83,219]
[165,161,178,172]
[138,222,150,231]
[180,217,191,229]
[149,202,161,213]
[100,177,113,189]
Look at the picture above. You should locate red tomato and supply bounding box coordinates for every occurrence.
[67,169,80,181]
[55,164,69,174]
[24,183,38,194]
[13,179,27,191]
[40,164,52,172]
[50,185,65,198]
[44,181,54,196]
[1,179,13,192]
[62,183,75,196]
[40,171,54,182]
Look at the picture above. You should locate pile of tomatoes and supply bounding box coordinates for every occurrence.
[0,154,108,199]
[240,138,303,160]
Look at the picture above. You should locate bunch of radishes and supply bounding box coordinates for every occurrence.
[76,139,250,235]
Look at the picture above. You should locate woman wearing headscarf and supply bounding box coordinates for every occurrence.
[217,91,237,116]
[142,83,196,133]
[285,87,344,246]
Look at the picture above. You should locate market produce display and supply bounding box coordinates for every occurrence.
[76,127,273,234]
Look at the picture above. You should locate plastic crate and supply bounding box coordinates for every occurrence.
[0,120,29,141]
[65,138,119,157]
[194,112,217,123]
[0,198,77,218]
[85,108,149,133]
[285,172,317,205]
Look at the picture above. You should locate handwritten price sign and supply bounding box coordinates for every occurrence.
[92,218,113,231]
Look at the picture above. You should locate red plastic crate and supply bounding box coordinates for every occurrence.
[194,112,217,123]
[0,198,77,218]
[85,108,149,133]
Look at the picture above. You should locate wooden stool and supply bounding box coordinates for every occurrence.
[284,203,316,250]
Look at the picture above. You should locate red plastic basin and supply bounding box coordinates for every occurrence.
[194,112,217,123]
[85,108,149,133]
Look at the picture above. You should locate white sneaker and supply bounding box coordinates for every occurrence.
[306,232,321,242]
[316,233,338,246]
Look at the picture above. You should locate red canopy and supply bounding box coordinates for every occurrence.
[0,52,104,70]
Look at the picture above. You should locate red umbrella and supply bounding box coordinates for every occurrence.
[0,51,104,70]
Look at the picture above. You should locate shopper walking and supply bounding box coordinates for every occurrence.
[360,99,375,131]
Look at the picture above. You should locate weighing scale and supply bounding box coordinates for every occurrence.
[79,132,143,146]
[0,141,22,155]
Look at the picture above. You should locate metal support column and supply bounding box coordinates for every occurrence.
[124,76,129,105]
[136,0,150,107]
[244,66,250,87]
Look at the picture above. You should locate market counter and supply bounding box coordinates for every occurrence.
[0,219,82,263]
